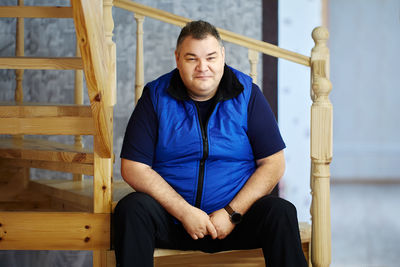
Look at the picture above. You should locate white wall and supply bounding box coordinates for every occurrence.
[278,0,322,222]
[329,0,400,181]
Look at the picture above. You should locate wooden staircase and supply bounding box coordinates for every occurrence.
[0,0,116,265]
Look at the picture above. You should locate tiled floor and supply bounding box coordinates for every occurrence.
[1,184,399,267]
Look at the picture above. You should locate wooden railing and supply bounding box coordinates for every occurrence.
[113,1,332,266]
[0,0,116,261]
[114,0,311,102]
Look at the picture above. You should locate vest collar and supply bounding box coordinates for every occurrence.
[167,64,244,102]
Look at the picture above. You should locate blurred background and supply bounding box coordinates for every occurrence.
[0,0,399,266]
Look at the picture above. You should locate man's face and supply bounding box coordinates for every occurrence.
[175,35,225,101]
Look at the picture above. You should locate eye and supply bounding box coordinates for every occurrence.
[207,57,216,61]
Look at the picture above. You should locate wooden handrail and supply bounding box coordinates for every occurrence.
[114,0,310,66]
[0,6,73,18]
[0,57,83,70]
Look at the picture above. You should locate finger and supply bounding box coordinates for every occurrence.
[206,221,218,239]
[197,233,205,239]
[191,233,198,240]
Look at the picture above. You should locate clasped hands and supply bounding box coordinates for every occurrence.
[181,206,235,240]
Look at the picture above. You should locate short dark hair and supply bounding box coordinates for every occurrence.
[176,20,223,51]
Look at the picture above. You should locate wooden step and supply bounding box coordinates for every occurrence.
[0,102,92,118]
[0,138,93,164]
[29,179,134,212]
[0,118,94,135]
[0,158,93,175]
[0,6,73,18]
[0,187,52,211]
[0,103,94,135]
[0,57,83,70]
[29,179,94,211]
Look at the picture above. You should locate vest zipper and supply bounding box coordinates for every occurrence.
[193,101,216,209]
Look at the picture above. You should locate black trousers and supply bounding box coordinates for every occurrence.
[114,192,307,267]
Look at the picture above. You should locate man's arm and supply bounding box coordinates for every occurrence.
[209,149,285,239]
[121,159,217,240]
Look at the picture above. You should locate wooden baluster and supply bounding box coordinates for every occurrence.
[248,49,259,85]
[14,0,24,142]
[310,26,332,267]
[15,0,24,104]
[134,14,145,105]
[73,41,84,181]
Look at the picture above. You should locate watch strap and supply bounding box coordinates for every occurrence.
[224,204,234,215]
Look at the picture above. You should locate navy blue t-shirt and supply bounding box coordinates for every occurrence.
[121,83,285,166]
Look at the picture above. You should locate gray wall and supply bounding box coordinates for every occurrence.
[329,0,400,181]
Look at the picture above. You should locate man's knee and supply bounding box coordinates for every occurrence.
[114,192,157,219]
[258,196,298,221]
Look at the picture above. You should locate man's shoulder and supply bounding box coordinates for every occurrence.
[227,65,253,89]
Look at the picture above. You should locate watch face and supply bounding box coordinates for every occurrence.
[231,212,242,224]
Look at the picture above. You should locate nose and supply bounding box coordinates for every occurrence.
[196,59,208,72]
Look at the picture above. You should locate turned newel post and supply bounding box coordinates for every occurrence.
[310,26,332,267]
[134,14,145,105]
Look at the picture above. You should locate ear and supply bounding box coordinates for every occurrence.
[221,46,225,63]
[175,50,180,67]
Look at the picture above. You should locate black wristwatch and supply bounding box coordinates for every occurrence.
[224,204,242,225]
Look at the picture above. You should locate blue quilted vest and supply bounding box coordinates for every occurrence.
[147,66,256,214]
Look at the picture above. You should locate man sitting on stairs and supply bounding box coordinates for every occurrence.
[114,20,307,267]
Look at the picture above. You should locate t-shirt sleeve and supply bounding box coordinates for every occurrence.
[120,87,158,166]
[247,84,286,160]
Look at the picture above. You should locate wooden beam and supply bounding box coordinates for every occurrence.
[0,158,93,175]
[0,6,73,18]
[93,151,112,213]
[72,0,113,158]
[0,138,93,164]
[0,117,94,135]
[0,57,83,70]
[0,212,109,250]
[0,103,92,118]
